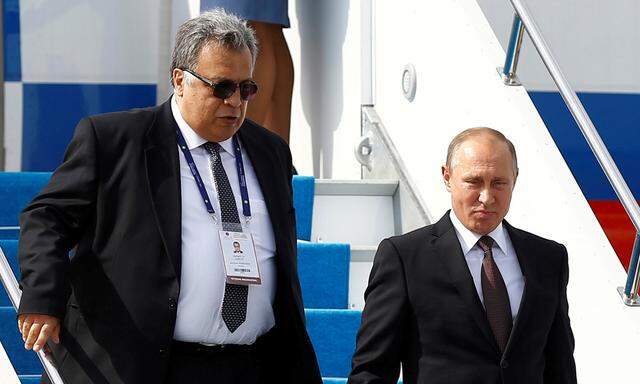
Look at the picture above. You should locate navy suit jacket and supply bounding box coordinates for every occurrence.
[18,99,322,384]
[348,212,576,384]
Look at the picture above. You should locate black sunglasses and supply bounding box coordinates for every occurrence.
[182,69,258,101]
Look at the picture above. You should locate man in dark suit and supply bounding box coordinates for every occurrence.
[348,128,576,384]
[17,9,322,384]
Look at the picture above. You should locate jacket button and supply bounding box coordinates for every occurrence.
[159,348,167,356]
[169,297,177,308]
[501,360,509,369]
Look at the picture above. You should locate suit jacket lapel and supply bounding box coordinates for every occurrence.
[237,124,293,283]
[433,214,501,354]
[503,221,535,355]
[144,100,182,279]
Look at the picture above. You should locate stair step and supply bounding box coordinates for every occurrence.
[305,309,361,378]
[0,227,19,240]
[311,180,398,245]
[0,173,51,228]
[19,375,40,384]
[348,246,377,310]
[314,179,398,196]
[298,241,350,309]
[0,240,20,306]
[292,176,315,241]
[323,378,402,384]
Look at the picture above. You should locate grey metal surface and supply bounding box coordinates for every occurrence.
[354,135,373,172]
[0,248,66,383]
[617,287,640,307]
[360,106,431,235]
[350,245,378,262]
[498,13,525,86]
[625,234,640,300]
[314,179,398,196]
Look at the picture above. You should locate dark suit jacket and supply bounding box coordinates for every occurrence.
[348,213,576,384]
[17,100,322,384]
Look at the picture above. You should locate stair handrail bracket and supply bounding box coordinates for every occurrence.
[0,247,66,383]
[501,0,640,304]
[361,106,431,226]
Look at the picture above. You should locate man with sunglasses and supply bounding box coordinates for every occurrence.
[16,9,322,384]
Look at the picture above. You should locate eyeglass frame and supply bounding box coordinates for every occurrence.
[180,68,258,101]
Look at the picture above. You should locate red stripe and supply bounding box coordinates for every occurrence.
[589,200,638,270]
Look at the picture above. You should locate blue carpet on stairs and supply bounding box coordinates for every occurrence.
[19,375,41,384]
[0,240,19,306]
[0,307,41,375]
[0,173,51,227]
[292,175,314,241]
[298,241,350,309]
[0,173,370,382]
[0,228,20,240]
[305,308,361,378]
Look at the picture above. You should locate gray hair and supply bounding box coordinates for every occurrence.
[170,8,258,85]
[446,127,519,175]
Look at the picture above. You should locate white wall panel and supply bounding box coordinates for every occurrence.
[3,82,23,171]
[156,0,201,103]
[20,0,162,84]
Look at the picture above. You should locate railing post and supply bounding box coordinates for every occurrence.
[620,233,640,305]
[498,14,525,86]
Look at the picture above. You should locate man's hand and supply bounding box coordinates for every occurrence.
[18,314,60,352]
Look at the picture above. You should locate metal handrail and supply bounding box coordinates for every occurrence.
[500,0,640,304]
[498,14,525,86]
[0,247,65,383]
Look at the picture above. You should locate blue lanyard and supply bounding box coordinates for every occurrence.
[176,129,252,222]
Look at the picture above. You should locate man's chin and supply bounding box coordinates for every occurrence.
[207,125,242,142]
[471,220,501,236]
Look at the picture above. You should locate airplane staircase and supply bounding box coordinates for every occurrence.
[0,173,402,384]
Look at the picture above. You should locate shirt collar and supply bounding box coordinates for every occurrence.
[171,95,235,157]
[449,210,509,256]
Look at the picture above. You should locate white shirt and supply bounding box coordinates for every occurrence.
[449,211,524,318]
[171,96,277,345]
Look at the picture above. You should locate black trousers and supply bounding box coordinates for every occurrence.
[165,341,263,384]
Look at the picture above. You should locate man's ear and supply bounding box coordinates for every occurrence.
[442,165,452,192]
[172,69,185,97]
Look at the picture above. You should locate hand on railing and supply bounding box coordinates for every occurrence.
[18,313,60,353]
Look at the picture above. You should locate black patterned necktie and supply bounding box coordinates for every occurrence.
[203,141,247,333]
[477,235,512,352]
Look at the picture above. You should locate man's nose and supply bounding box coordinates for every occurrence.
[478,188,495,205]
[224,89,243,108]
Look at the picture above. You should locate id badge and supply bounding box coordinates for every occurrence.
[218,230,261,285]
